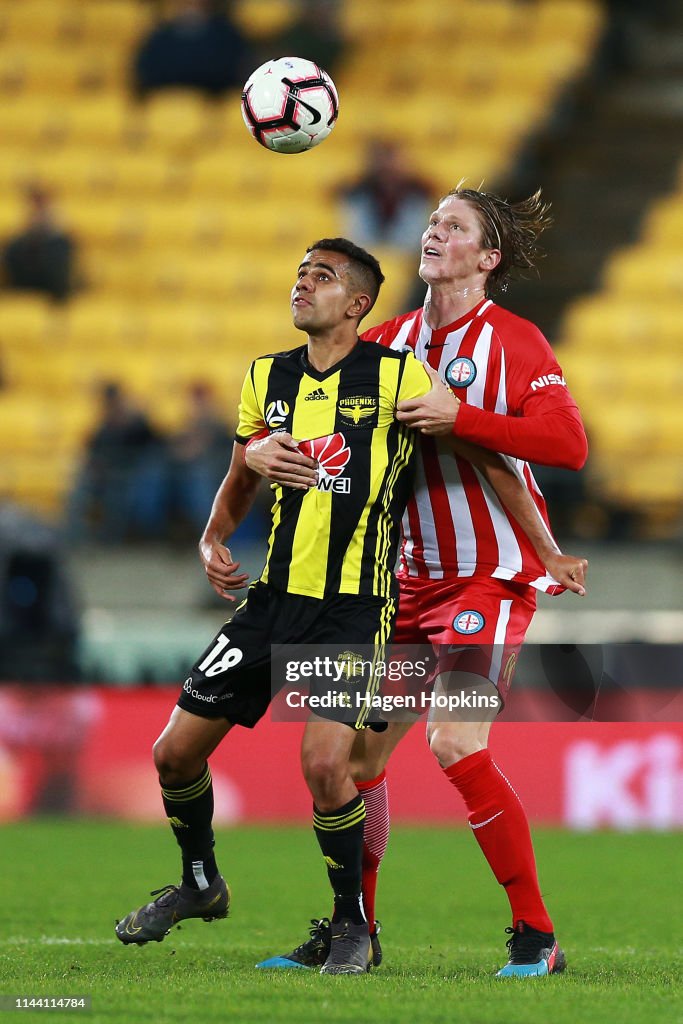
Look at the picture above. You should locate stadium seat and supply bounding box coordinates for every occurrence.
[0,297,53,344]
[233,0,295,38]
[70,1,148,47]
[2,97,69,147]
[142,91,223,154]
[65,97,145,148]
[0,1,73,43]
[0,45,126,95]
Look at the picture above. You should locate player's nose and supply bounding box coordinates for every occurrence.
[296,273,314,293]
[427,224,446,243]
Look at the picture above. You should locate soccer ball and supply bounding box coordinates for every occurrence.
[241,57,339,154]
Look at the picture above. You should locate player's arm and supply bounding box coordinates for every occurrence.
[199,442,263,601]
[452,435,588,596]
[200,360,269,600]
[396,364,588,470]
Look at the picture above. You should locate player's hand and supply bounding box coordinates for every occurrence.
[396,363,461,435]
[245,432,317,489]
[199,537,250,602]
[544,552,588,596]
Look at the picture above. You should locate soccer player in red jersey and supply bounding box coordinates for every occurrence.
[249,187,588,977]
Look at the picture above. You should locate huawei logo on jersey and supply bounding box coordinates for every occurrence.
[297,433,351,493]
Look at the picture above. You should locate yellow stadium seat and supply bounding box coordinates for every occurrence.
[534,0,604,45]
[0,44,126,95]
[0,394,60,451]
[2,97,68,147]
[602,246,683,299]
[0,297,53,345]
[450,1,519,42]
[0,450,80,514]
[60,201,142,247]
[233,0,295,38]
[70,1,148,47]
[0,2,73,43]
[99,152,191,197]
[142,90,220,153]
[65,97,145,148]
[52,297,145,348]
[559,298,683,352]
[614,457,683,505]
[643,197,683,244]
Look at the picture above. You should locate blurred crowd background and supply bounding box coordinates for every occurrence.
[1,0,682,688]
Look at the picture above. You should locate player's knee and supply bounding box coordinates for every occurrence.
[427,725,483,768]
[302,749,347,797]
[153,734,198,784]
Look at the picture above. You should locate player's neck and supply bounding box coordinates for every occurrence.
[306,329,359,372]
[423,283,487,329]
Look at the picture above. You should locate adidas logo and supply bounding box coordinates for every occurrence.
[305,388,328,401]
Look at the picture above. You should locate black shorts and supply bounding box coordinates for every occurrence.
[177,582,396,729]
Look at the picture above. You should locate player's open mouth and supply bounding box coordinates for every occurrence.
[423,247,440,258]
[292,297,311,307]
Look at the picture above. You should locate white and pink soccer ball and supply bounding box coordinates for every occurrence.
[241,56,339,154]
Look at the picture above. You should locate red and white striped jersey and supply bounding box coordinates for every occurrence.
[362,299,584,594]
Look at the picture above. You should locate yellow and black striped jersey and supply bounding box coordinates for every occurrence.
[236,340,430,600]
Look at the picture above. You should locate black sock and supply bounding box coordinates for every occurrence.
[160,763,218,890]
[313,794,366,925]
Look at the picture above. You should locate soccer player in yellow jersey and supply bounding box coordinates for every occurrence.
[116,238,433,974]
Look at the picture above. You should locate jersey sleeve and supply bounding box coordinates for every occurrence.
[454,399,587,469]
[397,350,431,403]
[453,318,588,469]
[235,363,266,444]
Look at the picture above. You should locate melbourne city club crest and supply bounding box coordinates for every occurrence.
[453,610,485,634]
[445,357,477,388]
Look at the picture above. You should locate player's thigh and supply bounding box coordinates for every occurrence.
[301,713,360,777]
[177,584,276,728]
[428,580,535,700]
[153,706,234,780]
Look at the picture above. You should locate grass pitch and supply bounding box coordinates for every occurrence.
[0,821,680,1024]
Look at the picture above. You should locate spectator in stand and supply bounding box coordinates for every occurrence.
[263,0,346,74]
[166,382,270,546]
[339,140,434,253]
[2,185,76,303]
[339,139,434,309]
[166,382,233,537]
[65,382,167,544]
[132,0,255,100]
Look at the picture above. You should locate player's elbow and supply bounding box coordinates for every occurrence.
[548,413,588,470]
[563,428,588,471]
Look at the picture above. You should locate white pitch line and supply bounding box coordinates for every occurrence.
[1,937,117,947]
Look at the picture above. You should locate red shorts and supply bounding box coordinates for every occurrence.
[394,575,536,700]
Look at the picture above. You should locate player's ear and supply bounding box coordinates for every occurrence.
[348,293,372,319]
[480,249,501,272]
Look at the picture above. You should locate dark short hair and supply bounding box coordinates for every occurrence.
[306,237,385,317]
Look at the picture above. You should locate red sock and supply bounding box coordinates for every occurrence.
[444,749,553,933]
[356,771,389,931]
